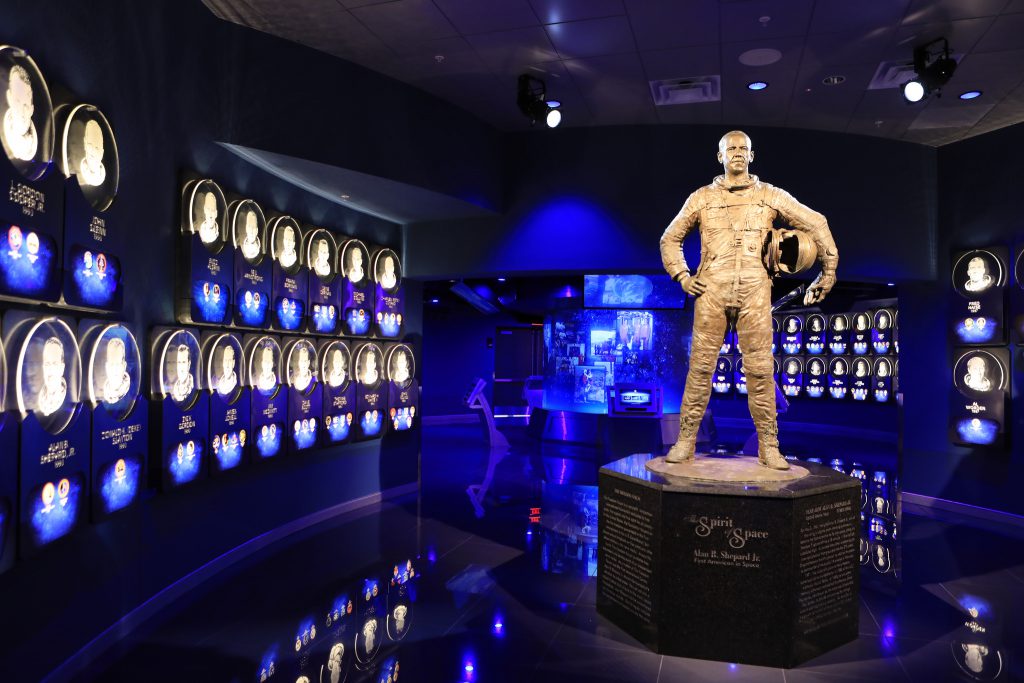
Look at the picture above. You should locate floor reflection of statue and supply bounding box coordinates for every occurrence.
[660,130,838,470]
[102,337,131,404]
[79,119,106,186]
[964,356,992,392]
[392,605,407,634]
[964,256,993,292]
[38,337,67,416]
[3,64,37,162]
[362,619,377,654]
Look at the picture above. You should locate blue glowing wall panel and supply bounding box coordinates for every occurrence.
[544,308,686,414]
[584,274,685,310]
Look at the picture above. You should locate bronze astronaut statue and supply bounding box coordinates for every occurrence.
[659,131,838,470]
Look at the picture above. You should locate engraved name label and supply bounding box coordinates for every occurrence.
[599,488,654,622]
[89,215,107,242]
[9,180,45,216]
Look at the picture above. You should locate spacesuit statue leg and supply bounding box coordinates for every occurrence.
[734,276,788,470]
[666,282,728,463]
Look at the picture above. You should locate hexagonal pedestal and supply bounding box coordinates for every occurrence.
[597,453,861,668]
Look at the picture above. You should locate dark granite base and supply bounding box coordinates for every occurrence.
[597,453,861,668]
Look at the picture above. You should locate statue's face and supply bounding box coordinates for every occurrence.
[717,131,753,175]
[6,69,33,132]
[84,120,104,164]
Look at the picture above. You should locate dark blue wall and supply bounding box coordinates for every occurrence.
[406,126,937,282]
[901,123,1024,515]
[0,0,487,678]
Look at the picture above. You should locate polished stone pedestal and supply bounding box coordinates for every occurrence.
[597,453,861,668]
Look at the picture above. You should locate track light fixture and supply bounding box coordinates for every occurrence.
[902,37,957,103]
[517,74,561,128]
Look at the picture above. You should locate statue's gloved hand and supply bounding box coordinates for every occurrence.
[803,272,835,305]
[680,273,707,297]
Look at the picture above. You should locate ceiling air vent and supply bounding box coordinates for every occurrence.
[649,75,721,106]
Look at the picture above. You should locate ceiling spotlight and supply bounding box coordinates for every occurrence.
[747,81,769,91]
[959,90,982,100]
[518,74,561,128]
[901,37,957,104]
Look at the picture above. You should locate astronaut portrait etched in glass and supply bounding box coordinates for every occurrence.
[2,63,37,162]
[207,335,242,400]
[311,235,334,280]
[87,324,141,421]
[344,241,366,284]
[374,250,401,292]
[250,339,280,395]
[159,330,201,409]
[963,356,991,392]
[240,209,261,262]
[287,340,316,393]
[274,221,300,271]
[324,345,348,389]
[16,317,82,433]
[0,47,53,180]
[37,337,67,417]
[323,643,345,683]
[356,345,382,388]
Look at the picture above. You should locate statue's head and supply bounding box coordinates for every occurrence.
[717,130,753,175]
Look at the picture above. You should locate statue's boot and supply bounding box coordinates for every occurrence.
[756,427,789,470]
[666,414,698,463]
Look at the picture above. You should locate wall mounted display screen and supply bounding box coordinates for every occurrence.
[583,274,685,310]
[58,104,118,210]
[0,45,54,181]
[16,317,81,432]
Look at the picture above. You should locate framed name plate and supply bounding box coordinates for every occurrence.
[321,340,354,444]
[245,335,286,460]
[178,178,231,325]
[951,248,1007,346]
[5,312,89,556]
[150,327,209,490]
[81,321,146,520]
[353,342,385,440]
[385,344,417,433]
[283,337,321,452]
[231,199,271,329]
[305,228,341,334]
[340,239,372,337]
[57,103,123,310]
[949,347,1008,447]
[204,332,249,474]
[372,248,403,339]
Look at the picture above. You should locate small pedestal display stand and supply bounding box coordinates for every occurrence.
[597,453,860,668]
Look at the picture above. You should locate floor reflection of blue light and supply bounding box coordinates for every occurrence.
[956,418,998,444]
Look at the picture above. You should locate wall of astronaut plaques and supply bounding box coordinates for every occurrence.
[715,301,900,585]
[0,42,416,573]
[950,248,1011,446]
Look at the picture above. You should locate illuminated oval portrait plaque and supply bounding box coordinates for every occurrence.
[87,323,141,421]
[157,329,202,409]
[952,249,1005,297]
[232,199,266,266]
[185,179,227,251]
[953,349,1005,397]
[16,317,81,433]
[372,248,402,293]
[341,239,369,286]
[0,45,54,180]
[285,338,317,395]
[205,333,243,404]
[58,104,119,210]
[386,344,414,390]
[355,343,384,390]
[321,340,350,391]
[248,335,281,397]
[306,228,337,284]
[270,216,302,275]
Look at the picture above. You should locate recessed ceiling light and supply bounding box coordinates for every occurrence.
[822,75,846,85]
[747,81,769,91]
[959,90,982,100]
[340,194,350,200]
[739,48,782,66]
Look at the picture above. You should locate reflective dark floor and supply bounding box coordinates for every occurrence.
[75,424,1024,683]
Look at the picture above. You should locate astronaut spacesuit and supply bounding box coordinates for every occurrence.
[659,131,838,469]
